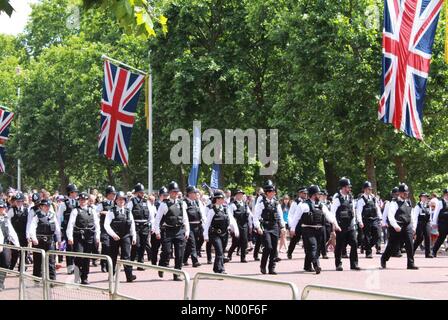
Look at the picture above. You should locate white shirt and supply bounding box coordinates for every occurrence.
[0,215,20,246]
[331,192,357,229]
[290,200,336,231]
[29,210,62,243]
[66,206,101,242]
[126,197,155,226]
[104,206,136,242]
[356,194,382,221]
[382,201,391,226]
[227,200,253,228]
[203,205,239,241]
[412,202,431,224]
[432,198,448,225]
[153,198,190,235]
[56,197,78,226]
[387,198,417,231]
[252,197,286,230]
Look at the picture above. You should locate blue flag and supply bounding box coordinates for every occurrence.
[210,163,221,190]
[187,124,201,186]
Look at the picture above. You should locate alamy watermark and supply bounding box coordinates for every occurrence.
[170,121,278,175]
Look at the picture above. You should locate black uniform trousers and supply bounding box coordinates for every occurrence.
[362,218,382,256]
[414,220,431,256]
[206,241,213,262]
[62,227,74,268]
[260,225,279,271]
[210,232,228,273]
[228,224,249,261]
[433,222,448,256]
[33,239,56,280]
[9,236,27,271]
[335,229,358,268]
[253,231,262,259]
[150,233,161,265]
[158,227,185,273]
[319,223,331,257]
[0,245,11,286]
[287,225,302,256]
[73,233,95,281]
[183,223,201,264]
[382,224,414,266]
[131,223,150,263]
[100,232,111,270]
[196,225,204,256]
[110,235,134,280]
[303,227,323,269]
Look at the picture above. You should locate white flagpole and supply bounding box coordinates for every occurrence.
[148,55,153,194]
[101,54,147,75]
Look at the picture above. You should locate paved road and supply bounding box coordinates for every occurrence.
[1,245,448,300]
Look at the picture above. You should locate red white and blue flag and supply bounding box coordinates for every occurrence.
[99,60,145,165]
[0,108,14,173]
[378,0,443,140]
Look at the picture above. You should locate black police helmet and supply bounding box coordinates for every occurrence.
[339,177,352,188]
[39,199,51,207]
[234,189,245,196]
[32,193,41,203]
[159,186,168,196]
[363,181,372,189]
[186,185,199,194]
[398,183,409,193]
[134,183,145,193]
[320,189,328,196]
[392,187,399,194]
[442,188,448,195]
[168,181,180,192]
[115,191,127,200]
[0,200,7,208]
[297,187,308,194]
[263,180,275,192]
[105,185,116,195]
[419,192,429,198]
[78,192,89,200]
[212,191,225,199]
[307,185,321,196]
[66,183,78,194]
[14,193,25,201]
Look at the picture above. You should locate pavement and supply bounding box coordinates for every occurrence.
[1,243,448,300]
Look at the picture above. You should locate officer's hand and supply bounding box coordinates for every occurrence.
[96,240,100,247]
[101,211,108,215]
[113,235,120,241]
[32,240,38,246]
[335,226,342,232]
[394,226,401,232]
[156,233,161,240]
[185,234,189,240]
[359,223,364,229]
[413,232,416,240]
[68,240,74,246]
[290,230,295,237]
[132,240,136,245]
[257,228,263,235]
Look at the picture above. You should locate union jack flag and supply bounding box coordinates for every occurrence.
[378,0,443,140]
[99,60,145,165]
[0,108,14,173]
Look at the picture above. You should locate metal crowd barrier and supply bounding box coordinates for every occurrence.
[112,260,191,300]
[301,285,420,300]
[0,244,46,300]
[45,250,114,300]
[191,272,300,300]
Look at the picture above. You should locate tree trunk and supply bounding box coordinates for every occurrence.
[121,167,130,191]
[58,157,68,194]
[324,159,338,195]
[393,156,415,204]
[107,164,115,186]
[365,154,377,194]
[179,165,186,192]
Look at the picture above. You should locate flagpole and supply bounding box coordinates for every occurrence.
[148,53,153,194]
[16,67,21,191]
[101,54,147,76]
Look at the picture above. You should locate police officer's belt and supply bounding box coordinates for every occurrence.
[302,224,323,228]
[189,221,201,225]
[211,227,224,234]
[134,220,150,225]
[36,235,52,242]
[162,222,182,228]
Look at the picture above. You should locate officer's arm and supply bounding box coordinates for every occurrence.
[128,212,136,242]
[376,201,382,219]
[203,209,214,241]
[411,206,418,232]
[253,201,263,230]
[54,212,62,243]
[6,208,13,219]
[7,218,20,246]
[93,210,101,242]
[149,202,156,227]
[198,202,207,223]
[104,211,119,239]
[290,204,304,232]
[26,208,35,240]
[387,202,400,229]
[95,203,103,214]
[56,202,66,225]
[126,201,133,211]
[355,198,364,221]
[382,202,389,225]
[277,204,286,228]
[323,205,336,225]
[330,196,340,217]
[154,203,167,235]
[182,202,190,237]
[228,210,239,238]
[432,201,441,225]
[66,209,78,242]
[288,202,297,226]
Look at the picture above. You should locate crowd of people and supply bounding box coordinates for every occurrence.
[0,177,446,290]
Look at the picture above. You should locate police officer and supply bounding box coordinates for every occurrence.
[154,181,189,281]
[67,192,100,284]
[287,187,308,260]
[253,180,286,275]
[8,193,28,271]
[356,181,382,258]
[203,191,238,273]
[0,199,19,291]
[331,177,360,271]
[290,185,336,274]
[318,189,331,259]
[183,186,205,268]
[381,183,418,269]
[227,189,252,263]
[104,191,137,282]
[127,183,153,268]
[96,186,116,272]
[57,183,79,274]
[29,199,61,280]
[151,187,168,265]
[413,192,433,258]
[431,188,448,257]
[26,193,41,242]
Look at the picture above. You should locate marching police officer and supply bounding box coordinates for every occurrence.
[25,193,41,242]
[183,186,205,268]
[154,181,189,281]
[151,186,168,265]
[29,199,61,280]
[413,192,433,258]
[8,193,28,271]
[290,185,336,274]
[127,183,153,268]
[96,186,116,272]
[431,188,448,257]
[57,183,79,274]
[253,180,286,275]
[331,177,360,271]
[318,189,331,259]
[381,183,418,269]
[227,189,252,263]
[287,187,308,259]
[203,191,239,273]
[104,191,137,282]
[0,199,19,291]
[66,192,100,284]
[356,181,382,258]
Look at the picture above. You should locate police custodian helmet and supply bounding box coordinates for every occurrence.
[168,181,180,192]
[307,185,321,196]
[263,180,275,192]
[339,177,351,188]
[105,185,116,195]
[66,183,78,195]
[134,183,145,193]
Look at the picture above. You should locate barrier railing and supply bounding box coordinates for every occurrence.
[112,260,191,300]
[191,272,299,300]
[45,250,114,300]
[301,285,420,300]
